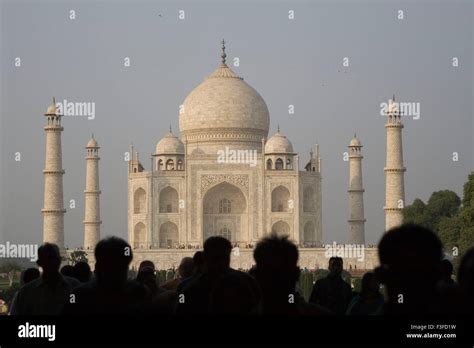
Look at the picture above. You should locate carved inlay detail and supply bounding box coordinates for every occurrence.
[201,174,249,194]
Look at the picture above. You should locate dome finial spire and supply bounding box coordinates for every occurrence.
[277,124,280,133]
[169,124,172,133]
[221,39,227,65]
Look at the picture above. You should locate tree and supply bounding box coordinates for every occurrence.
[68,250,88,265]
[403,198,427,225]
[425,190,461,230]
[462,172,474,208]
[403,190,460,232]
[437,216,461,251]
[0,261,22,287]
[403,172,474,269]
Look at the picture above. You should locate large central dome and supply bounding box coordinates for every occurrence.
[179,41,270,152]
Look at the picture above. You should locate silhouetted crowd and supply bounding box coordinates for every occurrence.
[7,224,474,316]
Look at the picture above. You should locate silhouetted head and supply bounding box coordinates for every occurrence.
[73,261,92,283]
[203,236,232,276]
[60,265,75,277]
[376,224,442,301]
[253,233,300,296]
[94,237,133,288]
[439,259,454,282]
[136,267,158,294]
[138,260,155,274]
[178,257,194,278]
[21,268,40,286]
[209,272,258,315]
[192,251,205,275]
[458,248,474,298]
[360,272,380,297]
[36,243,61,275]
[328,257,343,277]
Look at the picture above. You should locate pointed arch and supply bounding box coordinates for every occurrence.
[134,188,146,214]
[203,181,247,242]
[159,222,178,248]
[271,221,291,237]
[271,185,290,212]
[275,158,284,170]
[166,159,174,170]
[159,186,179,213]
[266,158,273,170]
[134,222,146,248]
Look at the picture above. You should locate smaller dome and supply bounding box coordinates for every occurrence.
[46,105,57,114]
[156,132,184,155]
[387,95,400,115]
[86,137,99,148]
[265,131,294,154]
[349,135,361,147]
[45,98,58,115]
[191,147,206,156]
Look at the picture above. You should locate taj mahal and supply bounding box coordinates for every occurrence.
[127,40,322,250]
[40,41,408,270]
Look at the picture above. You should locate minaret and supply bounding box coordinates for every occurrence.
[348,134,366,244]
[42,97,66,250]
[384,95,406,231]
[83,135,101,250]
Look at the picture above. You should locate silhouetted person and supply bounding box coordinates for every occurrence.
[138,260,155,273]
[135,261,174,316]
[136,261,167,299]
[8,268,40,315]
[136,267,157,291]
[162,257,194,291]
[375,224,448,315]
[63,237,151,315]
[209,270,258,315]
[436,259,457,291]
[254,233,331,316]
[309,257,351,315]
[60,265,75,278]
[175,236,258,316]
[346,272,383,315]
[73,261,92,283]
[21,268,40,285]
[176,251,205,293]
[458,247,474,313]
[10,243,79,315]
[192,250,205,274]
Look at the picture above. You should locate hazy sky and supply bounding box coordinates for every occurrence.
[1,0,472,247]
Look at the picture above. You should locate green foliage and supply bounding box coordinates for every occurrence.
[437,216,461,249]
[425,190,461,230]
[68,250,88,265]
[0,260,22,273]
[403,198,426,225]
[0,282,20,304]
[403,172,474,267]
[0,260,23,287]
[462,173,474,208]
[144,268,356,303]
[352,277,362,293]
[298,270,316,301]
